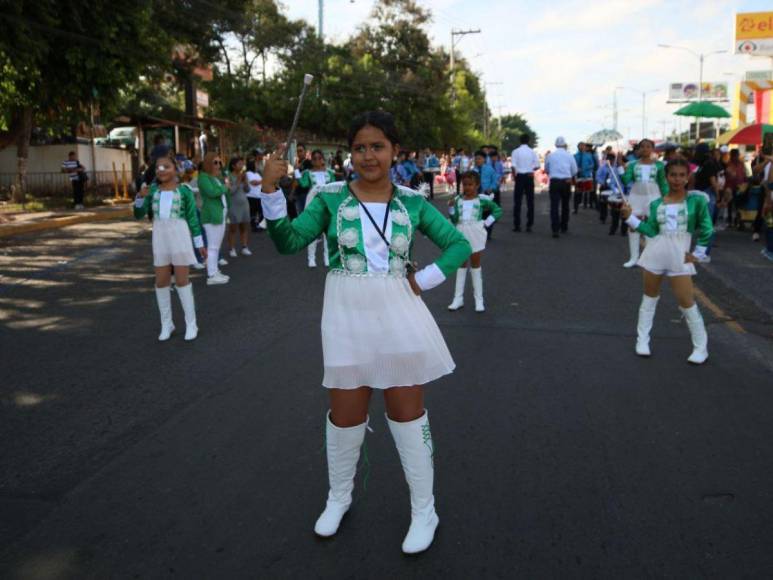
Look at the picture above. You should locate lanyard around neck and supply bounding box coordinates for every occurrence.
[350,189,392,248]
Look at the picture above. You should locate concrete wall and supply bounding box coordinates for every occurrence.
[0,144,133,173]
[0,144,135,195]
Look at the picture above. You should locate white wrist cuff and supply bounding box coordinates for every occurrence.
[258,189,288,220]
[626,215,642,229]
[134,197,145,208]
[193,235,204,249]
[484,215,496,227]
[448,206,456,215]
[479,193,493,201]
[414,263,446,291]
[692,245,708,260]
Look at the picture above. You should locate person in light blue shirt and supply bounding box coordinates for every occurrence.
[391,152,412,186]
[472,150,498,195]
[422,148,440,199]
[573,142,597,213]
[545,137,578,238]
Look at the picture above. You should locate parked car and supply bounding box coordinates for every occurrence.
[95,126,137,149]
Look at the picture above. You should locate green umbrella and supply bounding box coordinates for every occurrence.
[673,101,730,118]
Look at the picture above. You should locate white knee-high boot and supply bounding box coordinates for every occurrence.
[176,283,198,341]
[307,238,318,268]
[636,295,659,356]
[470,267,484,312]
[314,412,368,537]
[680,304,709,364]
[387,410,439,554]
[447,268,467,311]
[623,231,641,268]
[155,286,174,341]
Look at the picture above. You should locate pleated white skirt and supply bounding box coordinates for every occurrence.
[457,221,488,253]
[629,181,662,217]
[152,219,197,267]
[321,271,455,389]
[638,232,696,276]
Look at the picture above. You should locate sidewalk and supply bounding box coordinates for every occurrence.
[0,200,133,239]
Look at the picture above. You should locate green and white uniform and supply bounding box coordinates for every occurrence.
[260,181,472,389]
[626,192,713,276]
[448,195,503,253]
[134,183,202,267]
[622,160,668,217]
[300,169,337,267]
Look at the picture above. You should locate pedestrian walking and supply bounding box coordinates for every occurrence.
[597,153,628,235]
[258,111,471,554]
[133,155,204,341]
[573,142,596,213]
[621,158,713,364]
[421,148,440,199]
[511,134,540,232]
[198,153,231,285]
[621,139,668,267]
[299,149,336,268]
[545,137,578,238]
[226,156,252,258]
[447,171,502,312]
[61,151,87,209]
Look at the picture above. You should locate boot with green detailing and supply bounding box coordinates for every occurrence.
[387,409,439,554]
[314,411,367,537]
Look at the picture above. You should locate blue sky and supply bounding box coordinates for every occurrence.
[285,0,773,151]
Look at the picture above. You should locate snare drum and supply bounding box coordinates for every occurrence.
[576,178,594,193]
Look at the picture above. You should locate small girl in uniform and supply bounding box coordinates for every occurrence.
[621,138,668,268]
[298,149,336,268]
[259,111,471,554]
[134,155,204,341]
[621,157,713,364]
[447,170,502,312]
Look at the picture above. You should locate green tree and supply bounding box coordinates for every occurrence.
[499,113,539,152]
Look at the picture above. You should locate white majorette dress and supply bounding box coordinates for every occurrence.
[301,168,336,267]
[622,160,668,216]
[448,195,503,253]
[628,191,714,276]
[259,181,472,389]
[134,183,203,266]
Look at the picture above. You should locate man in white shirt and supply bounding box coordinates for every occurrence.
[510,134,540,232]
[545,137,578,238]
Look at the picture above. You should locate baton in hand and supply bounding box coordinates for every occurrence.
[285,74,314,161]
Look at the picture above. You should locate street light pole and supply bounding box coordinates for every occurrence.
[617,86,659,139]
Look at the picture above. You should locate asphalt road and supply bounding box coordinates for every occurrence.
[1,188,772,579]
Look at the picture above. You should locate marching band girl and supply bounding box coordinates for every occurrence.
[621,157,713,364]
[621,139,668,268]
[447,170,503,312]
[134,155,204,341]
[299,149,336,268]
[259,111,471,554]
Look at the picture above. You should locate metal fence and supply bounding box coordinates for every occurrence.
[0,171,128,198]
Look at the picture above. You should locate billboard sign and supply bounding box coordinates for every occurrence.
[735,12,773,55]
[668,82,729,103]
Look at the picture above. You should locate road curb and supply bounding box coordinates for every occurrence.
[0,206,133,239]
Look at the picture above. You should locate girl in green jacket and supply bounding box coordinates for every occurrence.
[259,111,471,555]
[198,153,231,285]
[134,155,205,341]
[622,157,713,364]
[299,148,337,267]
[446,170,503,312]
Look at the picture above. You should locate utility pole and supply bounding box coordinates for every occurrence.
[318,0,323,39]
[483,81,503,141]
[449,28,481,102]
